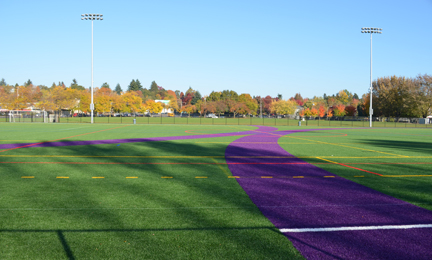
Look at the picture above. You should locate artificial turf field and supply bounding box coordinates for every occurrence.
[0,123,431,259]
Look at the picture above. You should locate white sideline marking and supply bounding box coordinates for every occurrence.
[280,224,432,233]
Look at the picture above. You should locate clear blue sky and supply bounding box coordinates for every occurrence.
[1,0,431,99]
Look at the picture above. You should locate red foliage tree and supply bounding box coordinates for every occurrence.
[344,105,357,116]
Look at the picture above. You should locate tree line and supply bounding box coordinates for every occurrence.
[0,74,431,118]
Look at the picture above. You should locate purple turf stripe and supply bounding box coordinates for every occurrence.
[225,127,432,259]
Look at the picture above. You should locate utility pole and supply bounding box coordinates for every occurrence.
[260,98,263,118]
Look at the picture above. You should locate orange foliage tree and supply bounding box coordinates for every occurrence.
[333,104,346,116]
[318,106,326,117]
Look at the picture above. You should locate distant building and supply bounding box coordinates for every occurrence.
[154,100,172,113]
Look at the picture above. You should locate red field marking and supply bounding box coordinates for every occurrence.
[316,157,383,176]
[337,163,383,176]
[343,162,432,165]
[0,125,129,153]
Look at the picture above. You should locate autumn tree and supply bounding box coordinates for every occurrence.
[270,99,297,116]
[145,100,163,115]
[344,105,357,116]
[333,104,346,117]
[182,104,196,117]
[239,94,258,116]
[337,90,351,104]
[207,91,221,102]
[318,106,326,117]
[122,91,143,113]
[215,101,227,117]
[95,87,113,114]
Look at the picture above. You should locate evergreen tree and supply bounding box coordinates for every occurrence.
[128,79,143,91]
[0,78,6,86]
[150,81,158,93]
[101,82,110,89]
[114,84,122,95]
[24,79,33,87]
[128,79,136,91]
[353,93,359,100]
[191,91,202,105]
[70,79,85,90]
[135,79,143,90]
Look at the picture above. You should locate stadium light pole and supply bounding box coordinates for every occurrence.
[361,27,382,127]
[81,13,103,124]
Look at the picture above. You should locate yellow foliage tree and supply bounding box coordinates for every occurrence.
[122,92,143,113]
[145,100,163,116]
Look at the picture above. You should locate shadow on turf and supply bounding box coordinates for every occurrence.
[2,138,303,259]
[358,139,432,155]
[0,226,283,260]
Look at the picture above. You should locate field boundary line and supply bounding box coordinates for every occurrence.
[280,224,432,233]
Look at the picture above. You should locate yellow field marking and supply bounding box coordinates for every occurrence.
[354,176,365,178]
[288,136,409,157]
[21,176,34,178]
[261,176,273,178]
[195,176,208,178]
[316,157,339,164]
[126,177,138,179]
[56,177,69,179]
[0,140,42,142]
[324,176,335,178]
[161,176,173,178]
[211,158,230,177]
[92,177,104,179]
[293,176,304,178]
[228,176,240,178]
[382,175,432,178]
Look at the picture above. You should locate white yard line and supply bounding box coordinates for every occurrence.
[280,224,432,233]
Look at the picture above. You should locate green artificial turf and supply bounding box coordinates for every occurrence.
[278,127,432,211]
[1,123,431,259]
[0,123,302,259]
